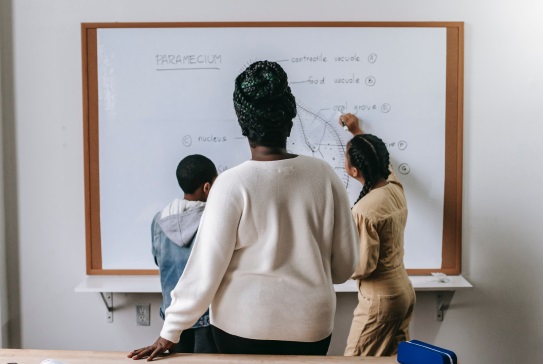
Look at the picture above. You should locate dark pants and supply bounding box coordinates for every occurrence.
[170,326,219,353]
[211,325,331,355]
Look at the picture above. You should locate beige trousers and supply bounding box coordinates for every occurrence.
[344,269,415,356]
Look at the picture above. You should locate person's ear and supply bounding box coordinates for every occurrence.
[203,182,211,196]
[348,166,359,178]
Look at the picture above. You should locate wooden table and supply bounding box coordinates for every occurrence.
[0,349,398,364]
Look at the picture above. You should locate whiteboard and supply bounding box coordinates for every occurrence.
[82,22,463,275]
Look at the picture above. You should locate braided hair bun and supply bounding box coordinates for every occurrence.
[233,61,297,145]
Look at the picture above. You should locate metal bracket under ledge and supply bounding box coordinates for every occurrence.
[100,292,113,323]
[436,291,455,321]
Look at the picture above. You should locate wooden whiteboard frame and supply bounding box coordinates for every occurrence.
[81,22,464,275]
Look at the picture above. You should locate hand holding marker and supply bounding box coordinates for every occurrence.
[338,112,363,135]
[337,110,350,131]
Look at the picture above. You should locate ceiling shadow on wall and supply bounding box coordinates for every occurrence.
[0,0,21,348]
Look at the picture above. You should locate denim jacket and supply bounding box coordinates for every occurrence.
[152,198,210,328]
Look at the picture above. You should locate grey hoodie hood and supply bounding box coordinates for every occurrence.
[156,199,206,247]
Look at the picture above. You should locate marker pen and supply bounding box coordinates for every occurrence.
[340,116,349,131]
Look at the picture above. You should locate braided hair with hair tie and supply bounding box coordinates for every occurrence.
[347,134,390,205]
[233,61,297,147]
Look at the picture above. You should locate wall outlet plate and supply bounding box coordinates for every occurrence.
[136,303,150,326]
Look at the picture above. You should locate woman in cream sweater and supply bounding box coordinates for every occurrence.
[129,61,358,359]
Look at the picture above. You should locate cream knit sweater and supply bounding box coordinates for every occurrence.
[160,155,359,343]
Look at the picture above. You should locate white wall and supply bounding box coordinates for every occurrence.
[0,88,5,349]
[0,3,10,348]
[0,5,7,347]
[2,0,543,362]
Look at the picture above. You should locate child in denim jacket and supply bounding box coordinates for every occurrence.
[152,154,218,353]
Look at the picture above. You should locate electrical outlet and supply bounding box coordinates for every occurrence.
[136,304,150,326]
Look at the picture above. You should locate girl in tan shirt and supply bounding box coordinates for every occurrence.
[341,113,416,357]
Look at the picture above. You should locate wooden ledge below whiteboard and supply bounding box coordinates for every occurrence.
[75,274,472,293]
[0,349,397,364]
